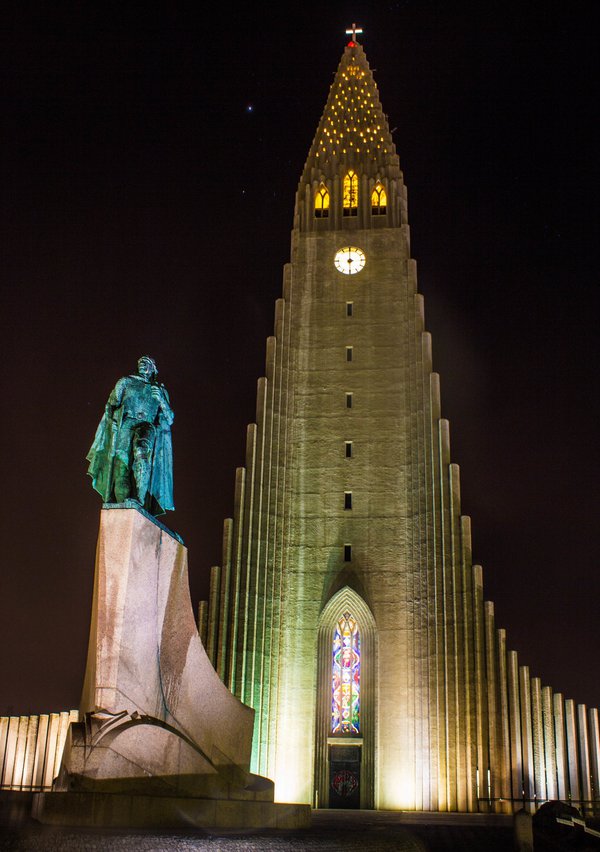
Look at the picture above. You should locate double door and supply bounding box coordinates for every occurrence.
[329,744,361,808]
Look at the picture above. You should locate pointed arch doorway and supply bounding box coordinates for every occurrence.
[314,586,376,808]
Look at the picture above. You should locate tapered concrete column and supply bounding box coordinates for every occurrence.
[1,717,19,788]
[12,717,29,789]
[206,565,221,664]
[565,699,581,804]
[554,694,568,800]
[216,517,233,679]
[531,679,546,803]
[226,466,246,692]
[496,630,512,812]
[42,714,60,789]
[542,686,557,800]
[577,704,592,812]
[198,600,208,646]
[32,715,49,789]
[22,715,38,789]
[588,708,600,803]
[473,565,488,811]
[484,602,499,809]
[508,651,523,805]
[519,667,534,812]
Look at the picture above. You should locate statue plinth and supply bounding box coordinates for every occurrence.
[35,506,310,829]
[67,505,254,796]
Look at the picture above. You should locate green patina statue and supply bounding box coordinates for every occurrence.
[87,356,174,515]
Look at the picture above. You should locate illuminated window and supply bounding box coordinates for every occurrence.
[331,612,360,734]
[371,182,387,215]
[315,183,330,218]
[343,170,358,216]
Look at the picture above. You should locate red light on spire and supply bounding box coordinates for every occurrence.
[347,40,356,47]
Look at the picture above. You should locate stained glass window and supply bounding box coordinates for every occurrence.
[371,182,387,215]
[343,171,358,216]
[315,183,330,218]
[331,611,360,734]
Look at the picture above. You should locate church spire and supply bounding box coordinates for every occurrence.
[295,40,403,231]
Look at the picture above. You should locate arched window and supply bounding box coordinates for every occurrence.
[315,586,376,809]
[331,611,360,734]
[343,170,358,216]
[371,182,387,215]
[315,183,330,218]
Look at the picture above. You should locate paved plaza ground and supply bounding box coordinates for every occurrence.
[0,810,515,851]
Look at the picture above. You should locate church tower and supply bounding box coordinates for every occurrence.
[201,34,600,812]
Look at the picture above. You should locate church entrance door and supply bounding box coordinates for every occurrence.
[329,744,361,808]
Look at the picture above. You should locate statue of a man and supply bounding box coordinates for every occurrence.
[87,356,174,515]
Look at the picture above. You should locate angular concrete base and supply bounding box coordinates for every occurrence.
[58,506,261,800]
[76,506,254,786]
[32,791,311,830]
[44,506,310,830]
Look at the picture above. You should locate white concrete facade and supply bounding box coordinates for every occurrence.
[201,41,600,813]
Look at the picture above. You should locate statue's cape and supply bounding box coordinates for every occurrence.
[86,410,117,503]
[86,404,174,516]
[148,423,174,515]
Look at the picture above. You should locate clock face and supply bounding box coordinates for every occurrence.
[334,246,366,275]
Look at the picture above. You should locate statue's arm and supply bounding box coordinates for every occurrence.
[106,378,126,418]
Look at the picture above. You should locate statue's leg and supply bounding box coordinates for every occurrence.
[113,420,134,503]
[113,459,131,502]
[132,424,156,506]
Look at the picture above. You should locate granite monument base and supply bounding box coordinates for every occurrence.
[43,505,309,830]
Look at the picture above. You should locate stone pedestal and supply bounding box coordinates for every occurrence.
[33,506,310,829]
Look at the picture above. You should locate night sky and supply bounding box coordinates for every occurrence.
[2,3,598,717]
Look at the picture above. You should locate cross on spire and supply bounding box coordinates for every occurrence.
[345,23,363,44]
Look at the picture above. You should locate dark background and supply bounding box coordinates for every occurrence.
[1,2,598,715]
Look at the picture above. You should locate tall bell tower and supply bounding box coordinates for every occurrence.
[201,33,600,813]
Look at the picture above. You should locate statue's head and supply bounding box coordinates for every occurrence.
[137,355,158,380]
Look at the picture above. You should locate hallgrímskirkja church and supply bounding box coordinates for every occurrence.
[197,32,600,812]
